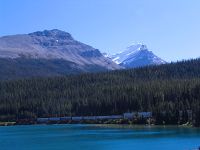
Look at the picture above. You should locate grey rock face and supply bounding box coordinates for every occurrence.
[0,29,121,70]
[29,29,73,40]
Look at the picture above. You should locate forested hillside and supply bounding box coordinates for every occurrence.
[0,59,200,126]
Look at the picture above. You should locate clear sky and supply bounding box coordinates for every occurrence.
[1,0,200,62]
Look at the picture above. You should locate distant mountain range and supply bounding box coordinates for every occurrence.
[0,29,167,80]
[0,29,121,80]
[108,43,166,68]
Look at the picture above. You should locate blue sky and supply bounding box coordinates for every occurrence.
[1,0,200,62]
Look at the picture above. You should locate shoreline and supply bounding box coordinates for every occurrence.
[93,124,196,129]
[0,121,195,128]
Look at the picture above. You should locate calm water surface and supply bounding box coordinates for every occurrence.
[0,124,200,150]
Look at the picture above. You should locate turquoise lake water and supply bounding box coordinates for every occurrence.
[0,124,200,150]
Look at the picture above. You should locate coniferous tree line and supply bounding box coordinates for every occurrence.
[0,59,200,126]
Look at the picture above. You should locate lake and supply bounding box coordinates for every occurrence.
[0,124,200,150]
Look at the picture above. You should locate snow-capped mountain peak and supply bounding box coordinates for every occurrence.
[111,43,147,64]
[110,43,166,68]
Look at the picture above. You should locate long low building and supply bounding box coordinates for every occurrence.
[60,117,72,121]
[37,112,152,123]
[124,112,152,119]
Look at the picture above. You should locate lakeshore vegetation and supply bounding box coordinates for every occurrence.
[0,59,200,126]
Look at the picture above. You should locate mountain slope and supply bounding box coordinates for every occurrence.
[111,43,166,68]
[1,58,200,126]
[0,29,121,79]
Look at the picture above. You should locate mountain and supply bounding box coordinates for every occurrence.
[110,43,166,68]
[0,29,121,80]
